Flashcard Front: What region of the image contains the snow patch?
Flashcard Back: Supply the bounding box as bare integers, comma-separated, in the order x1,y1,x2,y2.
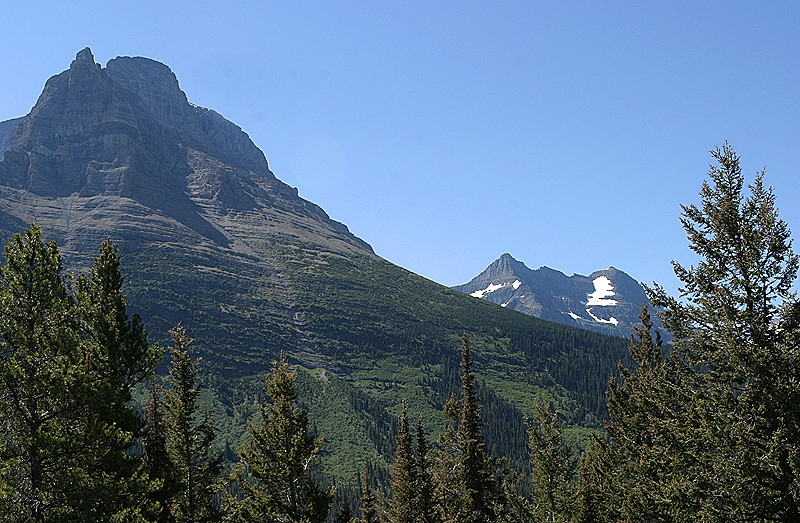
587,276,617,306
586,308,619,326
470,282,506,298
470,279,521,298
568,311,582,321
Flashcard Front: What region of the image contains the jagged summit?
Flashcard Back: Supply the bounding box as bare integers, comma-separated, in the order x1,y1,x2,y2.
72,47,96,66
0,48,371,255
472,253,532,281
4,48,273,193
454,254,653,338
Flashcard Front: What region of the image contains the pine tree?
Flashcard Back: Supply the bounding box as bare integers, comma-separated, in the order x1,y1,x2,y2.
389,398,417,523
0,227,161,520
433,392,459,522
602,304,705,520
145,379,178,522
650,143,800,519
76,238,159,395
526,400,578,523
73,238,161,519
434,334,502,523
165,324,222,522
605,144,800,519
227,353,331,522
359,469,378,523
0,225,82,520
459,334,502,522
574,437,618,523
415,415,439,523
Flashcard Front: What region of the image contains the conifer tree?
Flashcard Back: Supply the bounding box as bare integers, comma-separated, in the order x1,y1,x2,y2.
359,469,378,523
606,144,800,519
0,225,164,521
458,334,502,522
434,334,503,522
0,227,162,520
415,415,439,523
574,436,618,523
145,379,178,522
165,324,222,522
527,400,578,522
433,393,460,522
0,225,81,520
603,305,703,519
76,239,159,394
73,238,161,518
227,353,331,522
650,144,800,519
389,398,417,523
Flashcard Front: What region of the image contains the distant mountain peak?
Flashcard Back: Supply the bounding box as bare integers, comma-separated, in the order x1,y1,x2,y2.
477,252,532,279
72,47,96,67
455,254,656,338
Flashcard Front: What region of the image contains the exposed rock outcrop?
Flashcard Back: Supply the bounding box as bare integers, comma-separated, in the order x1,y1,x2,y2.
0,48,372,256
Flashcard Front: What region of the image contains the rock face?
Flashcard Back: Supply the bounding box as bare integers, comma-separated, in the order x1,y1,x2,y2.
0,48,371,260
454,253,654,338
0,117,22,157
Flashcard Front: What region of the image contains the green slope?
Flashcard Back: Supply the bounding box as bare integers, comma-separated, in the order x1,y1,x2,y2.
114,237,631,484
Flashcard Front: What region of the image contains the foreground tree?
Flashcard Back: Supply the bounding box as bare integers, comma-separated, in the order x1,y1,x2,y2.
226,353,331,522
165,325,222,522
574,436,619,523
73,238,162,519
0,226,82,520
602,305,699,519
607,143,800,519
0,226,159,520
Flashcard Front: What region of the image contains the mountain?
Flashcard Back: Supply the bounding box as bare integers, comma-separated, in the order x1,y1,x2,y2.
454,253,651,338
0,49,631,483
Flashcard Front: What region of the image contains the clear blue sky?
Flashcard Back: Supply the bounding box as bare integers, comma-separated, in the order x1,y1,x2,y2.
2,2,798,297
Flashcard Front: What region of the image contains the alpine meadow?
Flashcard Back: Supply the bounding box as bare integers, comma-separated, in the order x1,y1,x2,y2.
0,49,799,522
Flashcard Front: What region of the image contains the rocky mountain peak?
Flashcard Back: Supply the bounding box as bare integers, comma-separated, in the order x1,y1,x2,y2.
72,47,96,66
455,254,654,338
479,253,532,280
105,55,188,119
3,48,272,192
0,49,372,255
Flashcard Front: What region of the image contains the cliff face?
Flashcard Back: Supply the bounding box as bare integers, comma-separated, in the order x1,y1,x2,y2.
0,48,372,259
